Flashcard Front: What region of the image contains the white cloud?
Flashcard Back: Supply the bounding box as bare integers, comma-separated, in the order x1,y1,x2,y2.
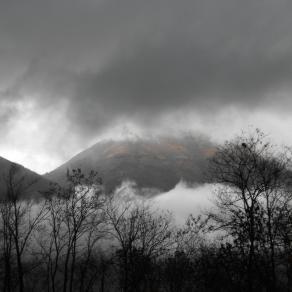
153,181,215,225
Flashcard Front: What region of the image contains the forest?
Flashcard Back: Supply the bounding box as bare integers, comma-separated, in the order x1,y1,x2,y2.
1,130,292,292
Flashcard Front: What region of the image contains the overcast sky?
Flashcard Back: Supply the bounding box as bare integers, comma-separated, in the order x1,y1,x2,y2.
1,0,292,173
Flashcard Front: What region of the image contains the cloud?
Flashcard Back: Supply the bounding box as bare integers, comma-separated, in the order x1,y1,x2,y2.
111,180,215,226
153,182,214,225
1,0,292,171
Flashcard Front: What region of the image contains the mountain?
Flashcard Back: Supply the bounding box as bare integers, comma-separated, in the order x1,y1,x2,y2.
45,136,215,194
0,156,51,199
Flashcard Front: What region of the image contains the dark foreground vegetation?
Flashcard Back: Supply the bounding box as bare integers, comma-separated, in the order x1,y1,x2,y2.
1,129,292,292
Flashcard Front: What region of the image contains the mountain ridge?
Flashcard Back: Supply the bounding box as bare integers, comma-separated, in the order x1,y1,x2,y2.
0,156,51,199
45,136,215,193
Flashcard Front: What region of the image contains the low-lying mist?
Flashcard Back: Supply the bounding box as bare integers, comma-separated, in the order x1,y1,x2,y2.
112,180,215,225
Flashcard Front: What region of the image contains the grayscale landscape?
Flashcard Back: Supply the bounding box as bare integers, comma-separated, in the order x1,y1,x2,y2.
1,1,292,291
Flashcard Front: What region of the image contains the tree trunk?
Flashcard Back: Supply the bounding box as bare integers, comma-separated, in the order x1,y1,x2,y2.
3,228,12,292
69,237,77,292
15,243,24,292
63,245,71,292
248,209,255,292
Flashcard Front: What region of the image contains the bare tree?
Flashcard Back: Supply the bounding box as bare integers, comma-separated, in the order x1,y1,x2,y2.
39,169,105,292
106,193,173,292
0,196,14,292
208,129,292,292
37,185,67,292
0,164,48,292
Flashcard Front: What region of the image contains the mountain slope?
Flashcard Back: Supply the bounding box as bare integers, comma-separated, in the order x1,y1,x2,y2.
46,136,215,193
0,156,51,199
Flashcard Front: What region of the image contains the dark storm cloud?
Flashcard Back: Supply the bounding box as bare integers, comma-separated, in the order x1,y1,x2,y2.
1,0,292,138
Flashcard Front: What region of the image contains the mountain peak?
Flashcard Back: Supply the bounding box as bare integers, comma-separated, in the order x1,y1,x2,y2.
46,135,215,194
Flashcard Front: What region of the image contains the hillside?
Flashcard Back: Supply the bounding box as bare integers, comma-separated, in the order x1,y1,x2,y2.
0,156,51,199
45,136,215,193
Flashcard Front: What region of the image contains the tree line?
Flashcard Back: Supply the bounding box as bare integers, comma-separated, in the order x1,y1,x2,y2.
0,129,292,292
